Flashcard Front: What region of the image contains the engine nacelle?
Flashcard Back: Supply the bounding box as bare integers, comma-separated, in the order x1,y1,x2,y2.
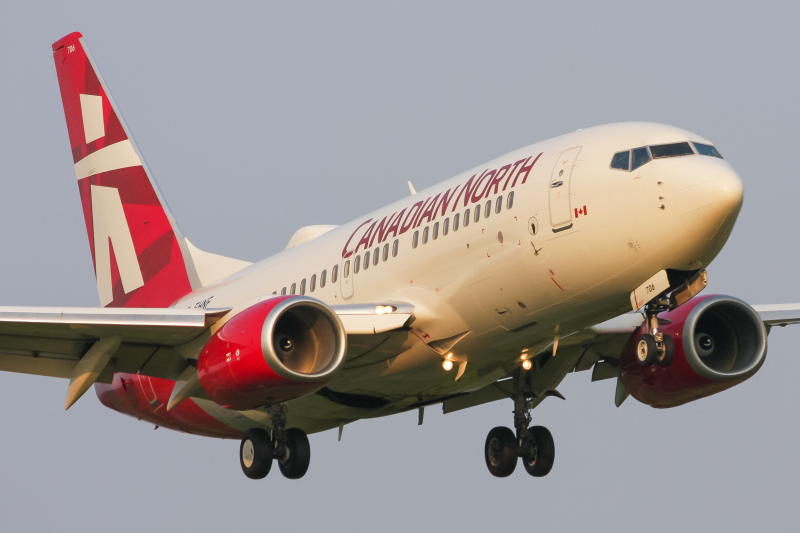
197,296,347,410
619,295,767,408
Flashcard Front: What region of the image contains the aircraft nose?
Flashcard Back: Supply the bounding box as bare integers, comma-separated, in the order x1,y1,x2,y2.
674,162,743,218
714,167,744,213
671,160,744,270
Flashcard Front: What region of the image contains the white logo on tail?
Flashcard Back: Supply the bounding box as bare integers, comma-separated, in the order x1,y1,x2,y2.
79,94,105,144
91,185,144,306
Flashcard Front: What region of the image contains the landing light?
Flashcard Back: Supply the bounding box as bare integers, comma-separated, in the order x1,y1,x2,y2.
522,359,532,370
442,360,454,371
375,305,396,315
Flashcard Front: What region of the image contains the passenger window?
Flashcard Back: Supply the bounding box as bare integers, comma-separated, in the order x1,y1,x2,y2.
496,196,502,214
693,142,723,158
631,147,651,171
383,243,389,261
422,226,429,244
485,200,492,218
364,251,370,270
474,206,481,223
650,142,693,158
454,213,460,231
333,265,339,283
433,222,439,240
464,209,470,227
443,218,449,236
373,248,379,266
611,150,630,171
281,287,287,295
413,230,419,249
290,283,296,295
343,261,349,279
300,279,306,295
321,270,327,288
392,239,399,257
355,256,361,274
507,191,514,209
310,274,316,292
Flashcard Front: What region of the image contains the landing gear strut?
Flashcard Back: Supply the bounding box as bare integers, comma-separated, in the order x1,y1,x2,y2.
239,404,311,480
484,369,556,478
634,269,708,367
636,303,675,367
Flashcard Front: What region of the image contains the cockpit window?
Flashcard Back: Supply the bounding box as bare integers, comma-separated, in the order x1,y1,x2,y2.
693,142,723,159
612,139,722,173
610,151,630,171
631,147,651,171
650,142,693,159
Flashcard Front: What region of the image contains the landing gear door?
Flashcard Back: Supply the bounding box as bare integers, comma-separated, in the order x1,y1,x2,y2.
549,146,581,232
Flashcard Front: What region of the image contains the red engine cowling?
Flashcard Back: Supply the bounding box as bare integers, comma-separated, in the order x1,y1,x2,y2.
619,295,767,408
197,296,347,410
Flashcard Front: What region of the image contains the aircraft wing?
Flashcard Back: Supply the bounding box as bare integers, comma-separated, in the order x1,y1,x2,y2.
752,304,800,327
331,302,414,335
444,304,800,414
0,301,415,409
0,306,227,382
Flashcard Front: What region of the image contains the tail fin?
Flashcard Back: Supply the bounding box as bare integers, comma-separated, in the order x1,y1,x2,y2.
51,33,248,308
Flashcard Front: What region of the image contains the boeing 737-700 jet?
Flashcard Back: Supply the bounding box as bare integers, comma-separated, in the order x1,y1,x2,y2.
1,32,797,480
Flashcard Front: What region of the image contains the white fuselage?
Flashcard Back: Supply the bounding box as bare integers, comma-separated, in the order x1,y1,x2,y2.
174,122,744,432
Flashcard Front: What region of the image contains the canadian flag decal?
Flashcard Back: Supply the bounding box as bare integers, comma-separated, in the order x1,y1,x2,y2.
574,205,588,218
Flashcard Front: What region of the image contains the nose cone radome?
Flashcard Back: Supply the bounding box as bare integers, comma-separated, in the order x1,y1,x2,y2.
675,162,744,270
715,167,744,214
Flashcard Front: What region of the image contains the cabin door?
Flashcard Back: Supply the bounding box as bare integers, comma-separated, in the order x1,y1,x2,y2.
549,146,581,232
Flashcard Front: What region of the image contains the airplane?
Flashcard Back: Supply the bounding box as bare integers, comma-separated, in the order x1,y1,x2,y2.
2,31,797,480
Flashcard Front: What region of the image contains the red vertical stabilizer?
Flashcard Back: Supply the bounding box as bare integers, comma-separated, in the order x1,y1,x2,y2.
52,33,195,307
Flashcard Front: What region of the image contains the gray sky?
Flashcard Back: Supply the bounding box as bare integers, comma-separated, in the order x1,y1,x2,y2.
1,1,799,531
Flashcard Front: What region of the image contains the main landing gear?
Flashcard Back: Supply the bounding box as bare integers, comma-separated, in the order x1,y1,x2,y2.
239,404,311,480
484,370,556,478
636,303,675,367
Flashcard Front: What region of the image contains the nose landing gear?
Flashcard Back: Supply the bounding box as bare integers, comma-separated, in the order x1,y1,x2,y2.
636,303,675,367
633,269,708,367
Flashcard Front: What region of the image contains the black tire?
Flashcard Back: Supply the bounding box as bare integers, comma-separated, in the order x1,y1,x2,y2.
636,334,657,366
278,428,311,479
484,426,517,477
240,428,273,480
656,334,675,367
522,425,555,477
